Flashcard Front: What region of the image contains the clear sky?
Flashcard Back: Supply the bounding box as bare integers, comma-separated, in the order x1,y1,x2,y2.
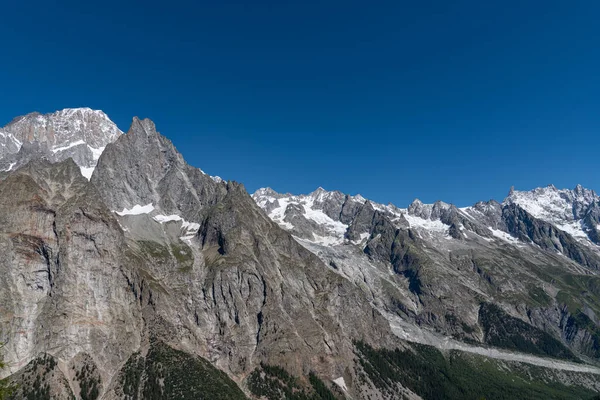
1,1,599,207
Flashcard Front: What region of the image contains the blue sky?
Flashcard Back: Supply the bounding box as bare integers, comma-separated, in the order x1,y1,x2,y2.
1,1,599,207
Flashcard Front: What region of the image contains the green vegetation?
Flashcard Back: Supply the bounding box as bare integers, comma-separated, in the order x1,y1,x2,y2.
6,354,74,400
355,341,596,400
117,341,246,400
75,361,100,400
136,240,194,272
552,273,600,359
557,290,582,313
555,274,600,317
566,311,600,358
171,242,194,271
528,286,552,307
138,240,172,260
120,352,144,400
479,302,578,361
247,362,336,400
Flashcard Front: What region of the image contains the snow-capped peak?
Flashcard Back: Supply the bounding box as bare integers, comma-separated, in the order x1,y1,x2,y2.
253,187,461,246
505,185,598,221
0,107,122,178
504,184,600,243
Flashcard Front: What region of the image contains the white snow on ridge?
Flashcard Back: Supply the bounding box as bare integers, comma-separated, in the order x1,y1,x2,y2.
199,168,225,183
506,186,600,245
51,139,86,153
556,220,589,240
489,227,518,243
268,194,349,245
116,204,155,216
404,214,448,233
269,198,289,222
302,198,348,237
506,186,593,224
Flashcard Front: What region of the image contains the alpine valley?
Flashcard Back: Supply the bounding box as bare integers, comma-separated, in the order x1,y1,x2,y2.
1,108,600,400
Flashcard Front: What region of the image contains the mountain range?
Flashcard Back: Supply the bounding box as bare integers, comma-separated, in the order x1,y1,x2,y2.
1,108,599,400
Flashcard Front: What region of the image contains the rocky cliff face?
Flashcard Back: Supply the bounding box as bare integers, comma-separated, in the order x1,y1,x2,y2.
0,159,143,394
1,108,600,399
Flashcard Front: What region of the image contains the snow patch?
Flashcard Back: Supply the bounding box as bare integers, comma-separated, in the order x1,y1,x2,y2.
269,198,289,223
153,214,184,223
116,204,155,216
555,220,589,240
199,168,224,183
88,145,105,160
302,199,347,237
404,214,448,233
153,214,200,241
489,228,518,243
351,232,371,245
333,377,347,391
1,162,17,172
51,139,86,153
80,167,95,180
310,233,344,246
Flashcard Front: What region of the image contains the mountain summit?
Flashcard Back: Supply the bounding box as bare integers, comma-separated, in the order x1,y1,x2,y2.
0,108,121,178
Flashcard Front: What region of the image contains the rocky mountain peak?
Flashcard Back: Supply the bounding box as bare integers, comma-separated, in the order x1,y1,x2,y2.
407,198,423,214
505,184,599,218
3,107,121,149
253,187,280,198
91,117,227,221
129,116,158,137
503,184,600,245
407,198,451,220
0,107,122,178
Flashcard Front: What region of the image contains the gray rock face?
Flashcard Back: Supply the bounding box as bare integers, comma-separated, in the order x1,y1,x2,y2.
194,182,392,377
0,159,143,389
0,108,121,176
345,201,376,241
502,203,600,270
91,117,227,220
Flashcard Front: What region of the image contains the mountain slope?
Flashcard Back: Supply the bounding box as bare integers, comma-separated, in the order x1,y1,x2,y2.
253,185,600,364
